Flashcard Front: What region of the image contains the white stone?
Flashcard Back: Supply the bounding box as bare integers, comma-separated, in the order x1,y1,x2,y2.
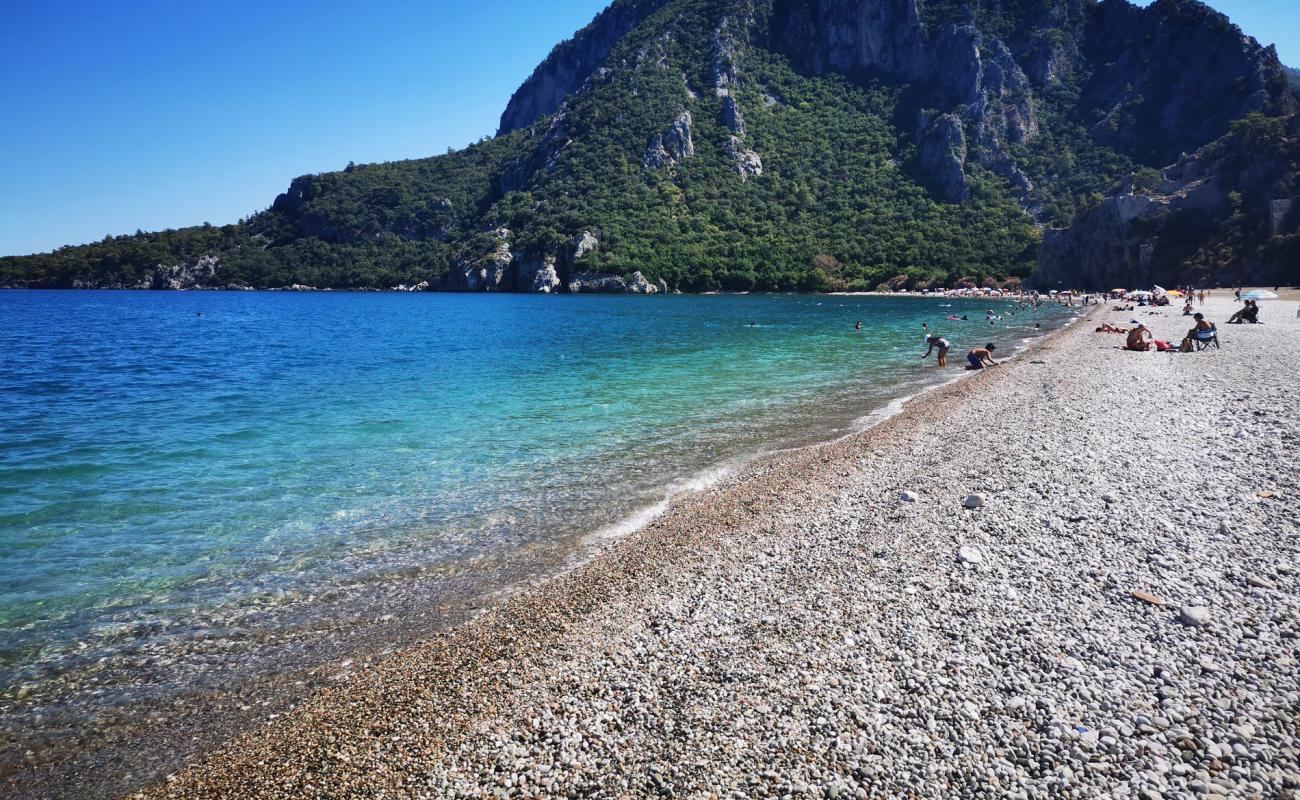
957,546,984,565
1178,606,1211,627
900,490,919,503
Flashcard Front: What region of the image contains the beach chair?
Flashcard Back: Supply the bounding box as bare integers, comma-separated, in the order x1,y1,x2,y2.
1193,324,1220,351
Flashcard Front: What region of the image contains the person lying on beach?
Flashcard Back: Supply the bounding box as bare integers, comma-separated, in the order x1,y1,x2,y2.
922,335,950,367
1124,324,1152,351
1095,324,1129,333
965,344,998,370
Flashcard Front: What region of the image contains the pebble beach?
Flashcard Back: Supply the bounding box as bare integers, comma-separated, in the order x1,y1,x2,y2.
140,293,1299,799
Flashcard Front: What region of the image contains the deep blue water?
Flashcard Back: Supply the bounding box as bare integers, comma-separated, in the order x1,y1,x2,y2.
0,290,1070,694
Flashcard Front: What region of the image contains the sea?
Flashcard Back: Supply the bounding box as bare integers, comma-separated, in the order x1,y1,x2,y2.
0,289,1074,796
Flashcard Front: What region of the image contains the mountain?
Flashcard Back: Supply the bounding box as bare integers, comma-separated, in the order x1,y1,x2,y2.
1287,66,1300,91
3,0,1296,292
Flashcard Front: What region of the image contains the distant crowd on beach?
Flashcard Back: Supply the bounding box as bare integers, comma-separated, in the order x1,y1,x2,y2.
1092,285,1273,353
901,284,1274,367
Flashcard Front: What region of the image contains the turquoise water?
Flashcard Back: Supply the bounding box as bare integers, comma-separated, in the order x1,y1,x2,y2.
0,291,1069,701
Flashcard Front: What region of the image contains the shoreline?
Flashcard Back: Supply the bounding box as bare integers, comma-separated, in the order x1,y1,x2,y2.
131,305,1121,798
140,293,1300,797
1,297,1074,800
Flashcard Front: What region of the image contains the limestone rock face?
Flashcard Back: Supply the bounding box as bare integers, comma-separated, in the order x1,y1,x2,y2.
771,0,927,80
1036,112,1300,290
726,137,764,179
568,273,628,293
151,255,220,290
644,112,695,169
720,96,745,134
447,228,514,292
568,270,659,294
498,0,672,135
768,0,1293,212
1081,0,1297,167
528,258,562,293
625,270,659,294
572,231,599,261
917,113,969,204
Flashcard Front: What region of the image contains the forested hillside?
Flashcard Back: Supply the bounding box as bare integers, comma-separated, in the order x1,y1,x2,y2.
3,0,1295,292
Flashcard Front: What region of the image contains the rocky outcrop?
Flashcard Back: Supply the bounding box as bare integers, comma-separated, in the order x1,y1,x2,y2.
498,0,672,135
572,231,599,260
726,137,764,179
644,112,695,169
445,228,514,291
917,113,969,204
150,255,220,290
568,270,659,293
1036,112,1300,289
771,0,927,80
720,96,745,134
1080,0,1297,167
769,0,1038,205
530,260,562,293
769,0,1291,209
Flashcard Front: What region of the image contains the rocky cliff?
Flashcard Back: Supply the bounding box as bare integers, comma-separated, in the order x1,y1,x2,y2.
1036,112,1300,289
497,0,672,135
769,0,1294,211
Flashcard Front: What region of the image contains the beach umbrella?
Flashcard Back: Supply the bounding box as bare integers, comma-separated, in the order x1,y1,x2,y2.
1242,290,1279,300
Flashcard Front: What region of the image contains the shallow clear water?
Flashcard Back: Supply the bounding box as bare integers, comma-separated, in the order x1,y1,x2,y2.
0,290,1069,694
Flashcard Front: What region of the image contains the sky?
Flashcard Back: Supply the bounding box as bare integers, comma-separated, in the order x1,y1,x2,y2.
1,0,1296,258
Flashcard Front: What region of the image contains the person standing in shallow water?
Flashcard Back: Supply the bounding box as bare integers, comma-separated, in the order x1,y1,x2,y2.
921,334,950,367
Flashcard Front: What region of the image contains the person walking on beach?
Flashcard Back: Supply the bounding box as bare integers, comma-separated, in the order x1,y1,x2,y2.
965,344,998,370
922,334,950,367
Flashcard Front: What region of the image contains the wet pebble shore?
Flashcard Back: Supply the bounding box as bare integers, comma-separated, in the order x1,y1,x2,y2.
144,295,1300,799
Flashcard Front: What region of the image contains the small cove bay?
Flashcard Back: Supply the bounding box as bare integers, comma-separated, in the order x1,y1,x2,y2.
0,289,1072,787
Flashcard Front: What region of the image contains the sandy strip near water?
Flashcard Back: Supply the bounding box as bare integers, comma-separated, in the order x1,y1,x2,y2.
138,294,1299,799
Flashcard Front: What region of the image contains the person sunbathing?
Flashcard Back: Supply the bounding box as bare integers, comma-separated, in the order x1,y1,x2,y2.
1095,323,1128,333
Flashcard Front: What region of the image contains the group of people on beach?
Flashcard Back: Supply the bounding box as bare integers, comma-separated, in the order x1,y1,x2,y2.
921,335,998,370
1096,315,1216,352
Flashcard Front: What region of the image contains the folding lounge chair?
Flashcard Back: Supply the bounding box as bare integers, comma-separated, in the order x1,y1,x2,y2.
1194,324,1220,350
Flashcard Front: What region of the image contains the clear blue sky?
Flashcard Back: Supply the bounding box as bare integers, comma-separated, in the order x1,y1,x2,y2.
1,0,1296,257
